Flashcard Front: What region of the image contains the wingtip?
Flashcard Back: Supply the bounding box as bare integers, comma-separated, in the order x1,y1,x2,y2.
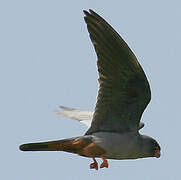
59,105,75,111
83,9,96,16
89,9,95,14
83,10,89,16
59,105,66,109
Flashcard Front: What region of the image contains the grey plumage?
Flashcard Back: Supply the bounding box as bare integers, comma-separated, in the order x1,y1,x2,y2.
19,9,161,169
83,10,151,135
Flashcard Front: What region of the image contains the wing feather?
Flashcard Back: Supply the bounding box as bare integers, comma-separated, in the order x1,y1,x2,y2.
83,10,151,134
55,106,93,127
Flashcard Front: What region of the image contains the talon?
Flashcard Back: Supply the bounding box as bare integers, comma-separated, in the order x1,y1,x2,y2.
100,156,108,168
90,158,98,170
90,162,98,170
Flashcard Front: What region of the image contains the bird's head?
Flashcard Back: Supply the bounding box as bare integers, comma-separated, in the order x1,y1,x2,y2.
140,135,161,158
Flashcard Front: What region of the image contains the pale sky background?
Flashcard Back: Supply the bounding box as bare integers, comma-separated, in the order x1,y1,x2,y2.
1,0,181,179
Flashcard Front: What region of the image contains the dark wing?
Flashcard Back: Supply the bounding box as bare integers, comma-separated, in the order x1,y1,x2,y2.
84,10,151,135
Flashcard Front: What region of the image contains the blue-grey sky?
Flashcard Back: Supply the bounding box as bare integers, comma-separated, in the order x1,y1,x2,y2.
1,0,180,179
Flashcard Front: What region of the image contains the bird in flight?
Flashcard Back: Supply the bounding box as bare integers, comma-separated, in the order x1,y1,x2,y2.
20,9,161,170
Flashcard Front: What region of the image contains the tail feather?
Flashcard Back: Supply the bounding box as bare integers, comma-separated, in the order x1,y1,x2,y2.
19,136,105,158
19,138,76,152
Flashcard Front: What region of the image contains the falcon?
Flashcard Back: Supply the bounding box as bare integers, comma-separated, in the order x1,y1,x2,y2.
19,9,161,170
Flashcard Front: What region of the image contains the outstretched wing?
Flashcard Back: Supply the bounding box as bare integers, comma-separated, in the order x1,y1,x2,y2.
84,10,151,135
55,106,93,127
55,106,145,130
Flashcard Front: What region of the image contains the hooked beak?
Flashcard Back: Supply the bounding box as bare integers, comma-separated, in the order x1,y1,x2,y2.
154,149,161,158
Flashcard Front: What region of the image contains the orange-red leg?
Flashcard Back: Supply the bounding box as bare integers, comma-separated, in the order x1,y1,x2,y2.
100,156,108,168
90,157,98,170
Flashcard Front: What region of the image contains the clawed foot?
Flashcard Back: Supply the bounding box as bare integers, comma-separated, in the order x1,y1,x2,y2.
100,156,108,168
90,157,108,170
90,158,98,170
